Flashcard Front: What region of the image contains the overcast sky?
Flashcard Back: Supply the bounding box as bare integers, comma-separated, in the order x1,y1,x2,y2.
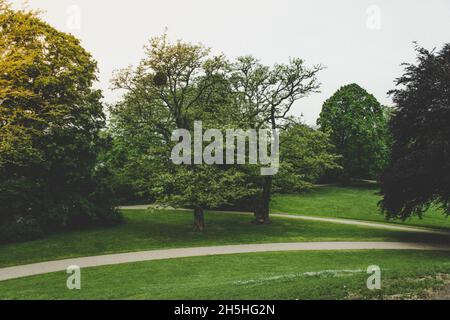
10,0,450,125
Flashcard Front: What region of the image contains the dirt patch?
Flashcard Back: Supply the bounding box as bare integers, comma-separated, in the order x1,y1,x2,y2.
347,273,450,300
427,274,450,300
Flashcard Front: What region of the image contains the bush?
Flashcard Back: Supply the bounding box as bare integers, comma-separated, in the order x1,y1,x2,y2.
0,207,122,245
0,219,44,244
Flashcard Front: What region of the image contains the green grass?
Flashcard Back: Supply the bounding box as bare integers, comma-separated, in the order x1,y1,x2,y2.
271,184,450,230
1,250,449,300
1,210,448,268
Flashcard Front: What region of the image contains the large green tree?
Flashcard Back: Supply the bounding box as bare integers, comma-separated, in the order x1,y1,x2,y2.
0,2,119,242
380,44,450,219
230,56,323,223
317,84,391,181
110,34,256,230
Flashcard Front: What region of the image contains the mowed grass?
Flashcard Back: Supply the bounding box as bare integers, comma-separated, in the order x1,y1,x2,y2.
2,210,449,268
271,184,450,230
1,250,449,300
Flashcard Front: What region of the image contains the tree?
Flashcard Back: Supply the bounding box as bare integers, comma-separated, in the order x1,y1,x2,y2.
230,56,323,223
110,37,325,227
274,122,341,193
379,44,450,219
317,84,391,181
110,34,256,230
0,2,119,242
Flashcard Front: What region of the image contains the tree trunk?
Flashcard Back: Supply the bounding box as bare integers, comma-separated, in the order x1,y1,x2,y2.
193,206,205,231
254,176,272,224
340,173,351,186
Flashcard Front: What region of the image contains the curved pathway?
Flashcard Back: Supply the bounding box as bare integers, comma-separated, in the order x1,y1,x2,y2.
119,205,450,236
272,213,450,235
2,208,449,282
1,241,450,282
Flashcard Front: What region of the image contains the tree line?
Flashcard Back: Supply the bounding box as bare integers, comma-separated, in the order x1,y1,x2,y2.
0,2,448,242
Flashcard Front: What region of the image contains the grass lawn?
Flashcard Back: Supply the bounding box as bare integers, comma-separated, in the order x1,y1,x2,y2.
271,184,450,230
1,210,449,268
1,250,449,300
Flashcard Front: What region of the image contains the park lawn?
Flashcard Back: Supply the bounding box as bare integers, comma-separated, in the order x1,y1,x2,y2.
1,210,448,268
0,250,449,300
271,184,450,230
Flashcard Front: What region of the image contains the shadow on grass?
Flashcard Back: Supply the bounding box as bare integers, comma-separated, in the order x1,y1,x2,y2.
0,210,448,268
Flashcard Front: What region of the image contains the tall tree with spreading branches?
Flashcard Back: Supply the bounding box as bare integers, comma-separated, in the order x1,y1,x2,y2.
111,34,256,231
230,56,323,223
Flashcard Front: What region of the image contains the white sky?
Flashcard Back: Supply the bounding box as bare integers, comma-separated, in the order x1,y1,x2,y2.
10,0,450,125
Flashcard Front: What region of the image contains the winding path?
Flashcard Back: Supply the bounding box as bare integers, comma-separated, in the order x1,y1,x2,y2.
272,213,450,235
119,205,450,236
1,241,450,282
2,208,449,282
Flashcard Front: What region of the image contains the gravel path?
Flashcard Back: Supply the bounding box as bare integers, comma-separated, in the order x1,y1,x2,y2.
1,241,450,282
272,213,450,235
2,208,449,282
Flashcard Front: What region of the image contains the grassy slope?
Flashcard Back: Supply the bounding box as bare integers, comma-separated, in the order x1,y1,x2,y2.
1,250,449,300
271,184,450,230
1,210,448,268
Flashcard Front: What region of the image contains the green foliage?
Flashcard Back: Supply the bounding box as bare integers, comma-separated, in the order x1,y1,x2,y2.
152,165,257,209
108,34,255,215
317,83,391,180
380,44,450,219
274,123,341,193
229,56,324,221
229,56,323,130
107,36,328,222
0,3,120,242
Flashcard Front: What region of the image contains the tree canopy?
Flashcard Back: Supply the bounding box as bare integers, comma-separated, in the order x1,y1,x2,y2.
229,56,323,222
109,34,257,230
0,2,119,242
108,35,325,228
317,83,391,181
274,123,341,193
379,44,450,219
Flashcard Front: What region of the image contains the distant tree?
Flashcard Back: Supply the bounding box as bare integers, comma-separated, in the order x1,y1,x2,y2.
380,44,450,219
0,2,119,242
274,123,341,193
317,84,391,181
